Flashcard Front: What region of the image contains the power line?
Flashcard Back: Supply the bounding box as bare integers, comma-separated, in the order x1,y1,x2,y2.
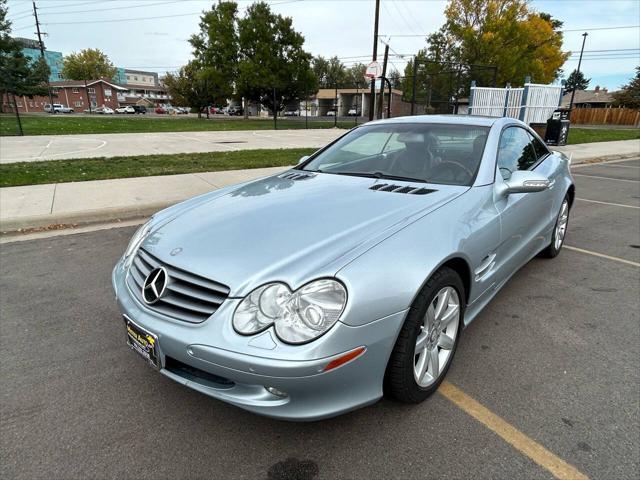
38,0,109,9
382,25,640,37
40,0,191,16
44,11,202,25
388,0,421,37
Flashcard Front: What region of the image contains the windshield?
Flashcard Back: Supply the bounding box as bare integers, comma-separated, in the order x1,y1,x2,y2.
301,123,490,186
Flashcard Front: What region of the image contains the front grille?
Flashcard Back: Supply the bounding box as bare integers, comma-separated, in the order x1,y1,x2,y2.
127,248,230,323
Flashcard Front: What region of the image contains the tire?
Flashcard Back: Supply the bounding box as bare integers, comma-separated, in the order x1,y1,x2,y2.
540,195,570,258
385,267,465,403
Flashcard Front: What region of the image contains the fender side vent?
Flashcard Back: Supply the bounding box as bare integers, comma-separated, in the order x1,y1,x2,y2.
369,183,436,195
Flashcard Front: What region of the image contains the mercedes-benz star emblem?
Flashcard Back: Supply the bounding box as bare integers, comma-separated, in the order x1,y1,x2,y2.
142,267,168,304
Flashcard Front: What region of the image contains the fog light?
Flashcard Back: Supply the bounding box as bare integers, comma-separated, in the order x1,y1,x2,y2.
265,386,288,398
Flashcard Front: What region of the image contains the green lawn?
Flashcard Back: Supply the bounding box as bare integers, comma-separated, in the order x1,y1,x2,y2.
0,114,355,136
567,127,640,144
0,148,316,187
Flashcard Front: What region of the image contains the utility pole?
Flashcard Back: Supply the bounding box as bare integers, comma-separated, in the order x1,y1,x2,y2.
368,0,380,121
32,1,55,114
568,32,588,111
377,43,389,119
410,56,417,115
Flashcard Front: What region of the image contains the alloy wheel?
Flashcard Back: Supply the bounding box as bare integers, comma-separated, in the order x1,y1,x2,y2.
554,199,569,251
413,286,460,387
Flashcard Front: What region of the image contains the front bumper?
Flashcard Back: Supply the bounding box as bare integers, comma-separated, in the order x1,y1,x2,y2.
112,260,407,421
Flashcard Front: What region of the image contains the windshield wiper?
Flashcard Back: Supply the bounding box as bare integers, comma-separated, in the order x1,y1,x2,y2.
332,171,427,183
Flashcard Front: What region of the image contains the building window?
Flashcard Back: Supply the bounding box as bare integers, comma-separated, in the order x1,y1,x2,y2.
104,88,112,97
134,76,138,81
17,101,22,107
51,88,59,95
58,72,64,79
88,87,96,93
29,101,34,107
74,101,82,107
126,75,131,80
72,88,79,93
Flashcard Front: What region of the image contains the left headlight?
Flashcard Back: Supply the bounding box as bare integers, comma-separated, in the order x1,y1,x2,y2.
123,219,152,261
233,279,347,344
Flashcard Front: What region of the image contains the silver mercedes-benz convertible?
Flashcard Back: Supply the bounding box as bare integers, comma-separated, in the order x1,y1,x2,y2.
112,115,574,420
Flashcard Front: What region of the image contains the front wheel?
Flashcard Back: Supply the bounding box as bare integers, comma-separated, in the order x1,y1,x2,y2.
385,267,465,403
540,196,570,258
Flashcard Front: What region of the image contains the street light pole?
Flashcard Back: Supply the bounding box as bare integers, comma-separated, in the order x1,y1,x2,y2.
568,32,588,111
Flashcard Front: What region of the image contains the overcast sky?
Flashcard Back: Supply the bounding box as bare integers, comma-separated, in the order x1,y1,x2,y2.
6,0,640,90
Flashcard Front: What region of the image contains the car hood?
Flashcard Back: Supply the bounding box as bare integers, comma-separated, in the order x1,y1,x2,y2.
143,172,466,296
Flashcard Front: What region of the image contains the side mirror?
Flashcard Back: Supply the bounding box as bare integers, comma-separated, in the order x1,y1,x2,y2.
297,155,310,165
498,170,551,196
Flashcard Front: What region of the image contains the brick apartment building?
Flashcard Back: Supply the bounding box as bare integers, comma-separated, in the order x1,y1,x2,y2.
2,79,127,113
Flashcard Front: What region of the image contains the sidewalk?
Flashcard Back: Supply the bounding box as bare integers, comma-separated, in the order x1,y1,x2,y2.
0,166,288,232
0,129,344,164
1,140,638,233
554,139,639,163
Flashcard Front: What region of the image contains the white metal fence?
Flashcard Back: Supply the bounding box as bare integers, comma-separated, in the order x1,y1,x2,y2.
469,82,562,123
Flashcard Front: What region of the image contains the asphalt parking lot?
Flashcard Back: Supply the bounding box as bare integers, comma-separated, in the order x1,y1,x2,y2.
1,158,639,480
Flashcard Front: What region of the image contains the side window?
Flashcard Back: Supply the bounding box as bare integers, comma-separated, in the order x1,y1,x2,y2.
528,132,549,160
497,127,537,179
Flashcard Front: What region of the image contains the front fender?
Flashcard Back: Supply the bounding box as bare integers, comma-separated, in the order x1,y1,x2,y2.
336,186,500,326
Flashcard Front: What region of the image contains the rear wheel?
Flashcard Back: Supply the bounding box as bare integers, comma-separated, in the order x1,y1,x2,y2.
385,267,464,403
540,196,570,258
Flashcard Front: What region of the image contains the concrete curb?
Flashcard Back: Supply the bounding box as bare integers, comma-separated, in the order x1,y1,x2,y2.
0,201,173,234
571,152,639,164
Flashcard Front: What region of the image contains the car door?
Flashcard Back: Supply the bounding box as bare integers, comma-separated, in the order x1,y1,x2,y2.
493,126,555,281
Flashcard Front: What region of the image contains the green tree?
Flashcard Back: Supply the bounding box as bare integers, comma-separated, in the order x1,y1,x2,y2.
344,63,367,88
236,1,316,114
164,62,221,118
404,0,569,111
563,69,590,94
612,67,640,109
61,48,116,112
313,55,347,87
388,69,403,89
0,0,50,112
189,1,238,102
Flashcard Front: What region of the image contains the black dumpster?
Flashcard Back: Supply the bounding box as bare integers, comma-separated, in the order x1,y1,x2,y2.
545,108,571,146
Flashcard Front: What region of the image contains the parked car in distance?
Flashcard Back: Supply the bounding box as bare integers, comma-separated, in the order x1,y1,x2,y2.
155,106,166,114
284,109,300,116
44,103,74,113
327,109,336,116
87,106,114,114
115,106,135,114
112,115,575,421
228,105,243,116
175,107,189,114
347,108,360,116
132,106,147,114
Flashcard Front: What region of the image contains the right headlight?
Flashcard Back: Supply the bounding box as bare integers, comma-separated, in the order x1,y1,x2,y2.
123,219,152,263
233,279,347,344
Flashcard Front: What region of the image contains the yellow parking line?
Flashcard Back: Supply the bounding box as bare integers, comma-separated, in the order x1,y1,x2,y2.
575,198,640,209
564,245,640,267
439,381,589,480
